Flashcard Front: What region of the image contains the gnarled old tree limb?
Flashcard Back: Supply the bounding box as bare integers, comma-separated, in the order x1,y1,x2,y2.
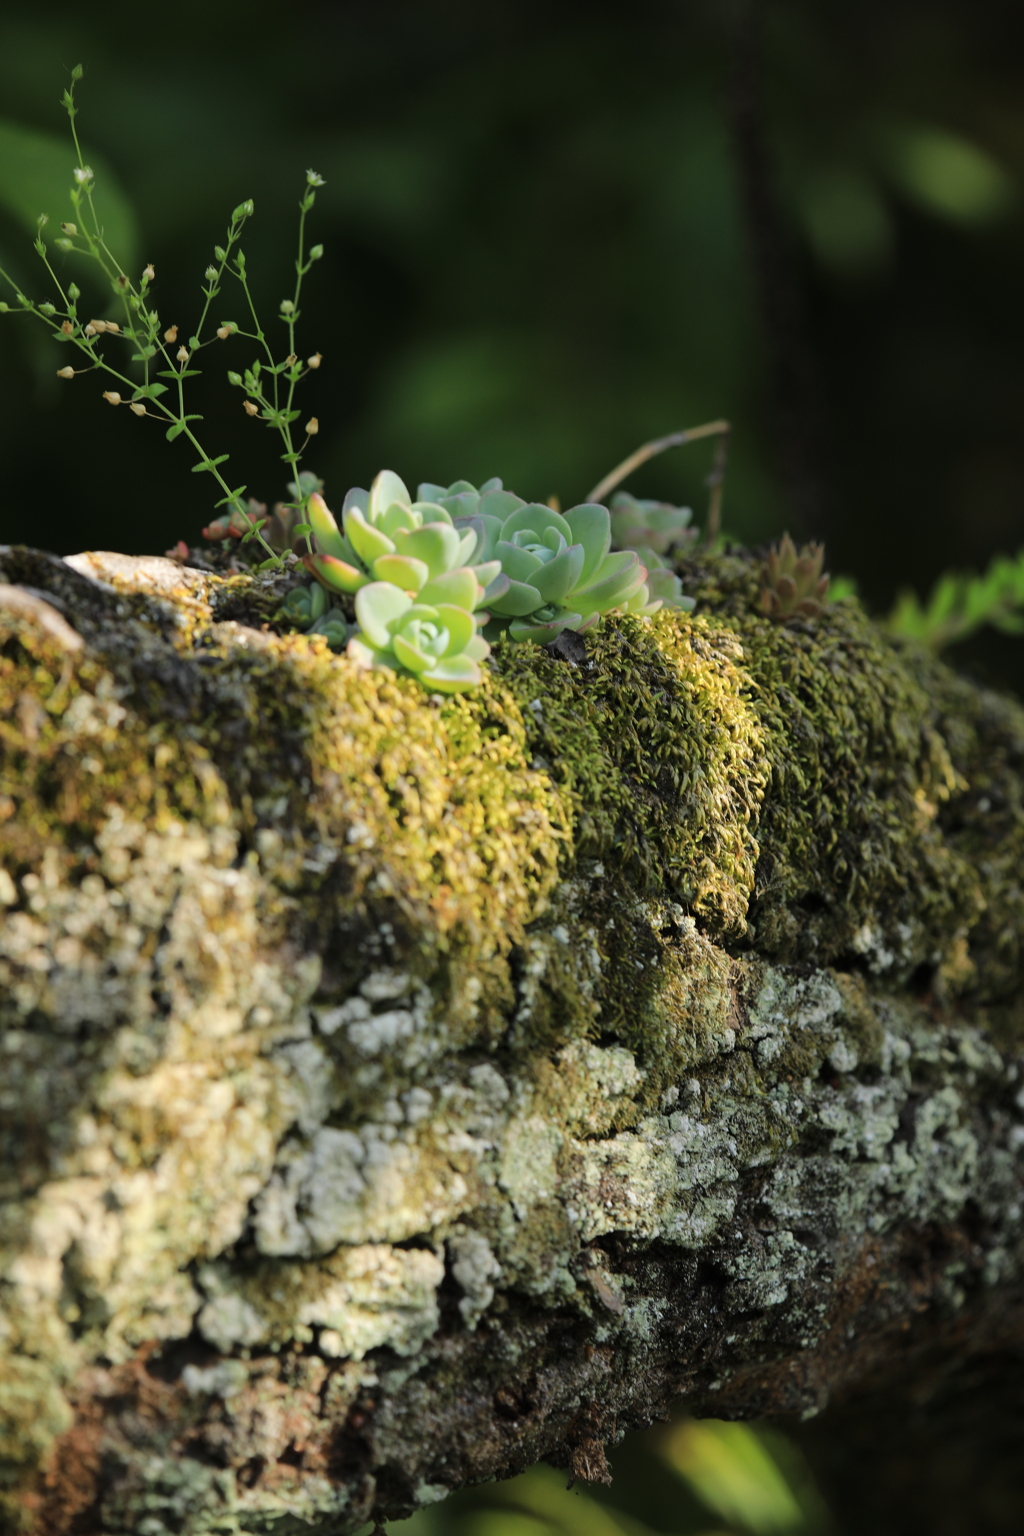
2,543,1024,1535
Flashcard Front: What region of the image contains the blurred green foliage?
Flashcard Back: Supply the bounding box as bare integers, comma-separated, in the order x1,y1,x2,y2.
366,1415,830,1536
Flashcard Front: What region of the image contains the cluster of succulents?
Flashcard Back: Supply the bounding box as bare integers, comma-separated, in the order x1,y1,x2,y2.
608,490,699,610
263,469,700,693
759,534,830,620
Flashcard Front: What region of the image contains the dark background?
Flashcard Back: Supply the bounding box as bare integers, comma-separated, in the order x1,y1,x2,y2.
1,0,1023,687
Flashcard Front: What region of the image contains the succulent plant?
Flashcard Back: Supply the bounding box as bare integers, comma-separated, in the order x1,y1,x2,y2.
759,534,830,621
303,470,507,608
347,579,490,692
608,490,698,562
279,580,350,652
607,491,698,613
422,477,662,644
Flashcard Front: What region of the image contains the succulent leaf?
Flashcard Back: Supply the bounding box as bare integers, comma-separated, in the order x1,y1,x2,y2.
418,567,483,611
563,502,612,586
345,505,396,567
306,492,349,561
305,551,369,594
486,578,545,617
355,581,413,648
369,469,412,522
392,522,462,578
371,553,429,593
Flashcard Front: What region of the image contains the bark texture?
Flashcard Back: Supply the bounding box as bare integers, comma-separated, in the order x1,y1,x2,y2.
2,542,1024,1534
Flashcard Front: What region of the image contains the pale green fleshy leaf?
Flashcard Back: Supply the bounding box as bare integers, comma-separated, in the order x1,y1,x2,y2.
306,553,368,594
486,578,544,617
345,505,396,566
530,542,586,604
564,503,612,586
464,634,491,662
495,540,542,583
371,554,429,592
420,654,482,692
499,504,573,545
478,488,526,520
394,631,442,673
379,501,420,539
355,581,413,648
432,603,475,656
307,493,349,561
369,469,411,521
393,522,461,578
418,568,481,611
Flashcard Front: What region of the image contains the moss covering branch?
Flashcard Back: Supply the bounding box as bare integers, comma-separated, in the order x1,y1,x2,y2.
2,544,1024,1533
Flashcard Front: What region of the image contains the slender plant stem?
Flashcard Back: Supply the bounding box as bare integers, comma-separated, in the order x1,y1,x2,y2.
586,421,732,542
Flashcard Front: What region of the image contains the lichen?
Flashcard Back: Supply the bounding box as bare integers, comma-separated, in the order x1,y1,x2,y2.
4,543,1024,1532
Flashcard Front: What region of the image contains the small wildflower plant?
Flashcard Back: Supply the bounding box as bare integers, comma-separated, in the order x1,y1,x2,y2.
0,66,325,569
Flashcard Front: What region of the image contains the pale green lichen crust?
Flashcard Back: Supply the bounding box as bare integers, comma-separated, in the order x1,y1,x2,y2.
2,544,1024,1532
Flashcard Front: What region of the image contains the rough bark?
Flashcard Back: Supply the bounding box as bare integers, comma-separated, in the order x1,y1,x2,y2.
2,542,1024,1534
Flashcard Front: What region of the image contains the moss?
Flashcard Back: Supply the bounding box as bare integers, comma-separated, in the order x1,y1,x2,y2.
7,543,1024,1528
493,615,769,938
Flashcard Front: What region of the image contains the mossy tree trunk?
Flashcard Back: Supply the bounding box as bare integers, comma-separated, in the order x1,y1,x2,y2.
2,543,1024,1535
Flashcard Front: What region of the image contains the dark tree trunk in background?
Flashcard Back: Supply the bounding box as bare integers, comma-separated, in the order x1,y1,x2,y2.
726,0,830,539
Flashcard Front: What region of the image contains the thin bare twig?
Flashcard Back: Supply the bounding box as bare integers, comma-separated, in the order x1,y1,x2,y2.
585,420,732,546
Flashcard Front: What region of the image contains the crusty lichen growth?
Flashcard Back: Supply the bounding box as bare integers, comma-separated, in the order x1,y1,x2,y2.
3,543,1024,1533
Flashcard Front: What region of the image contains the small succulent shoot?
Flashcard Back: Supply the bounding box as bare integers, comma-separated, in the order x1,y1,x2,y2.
279,579,349,651
606,492,698,613
609,491,698,563
759,534,830,621
347,582,489,693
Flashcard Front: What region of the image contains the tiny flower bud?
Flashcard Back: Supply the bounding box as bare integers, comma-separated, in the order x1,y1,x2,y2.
243,400,259,416
103,391,121,405
56,366,75,379
309,244,324,261
129,402,147,416
285,354,298,367
87,320,106,333
306,169,325,187
204,265,217,281
55,239,74,252
164,324,178,343
143,263,155,281
104,321,120,334
61,222,78,236
61,320,73,335
216,325,231,340
83,324,97,337
176,345,189,363
115,274,129,291
39,302,56,316
227,370,243,386
305,417,319,435
73,165,94,184
279,299,295,313
68,283,80,301
307,352,322,368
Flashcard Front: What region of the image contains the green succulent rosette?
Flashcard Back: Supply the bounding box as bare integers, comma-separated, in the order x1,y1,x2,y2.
608,490,698,612
279,581,350,652
347,573,490,693
303,469,507,608
421,477,662,644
